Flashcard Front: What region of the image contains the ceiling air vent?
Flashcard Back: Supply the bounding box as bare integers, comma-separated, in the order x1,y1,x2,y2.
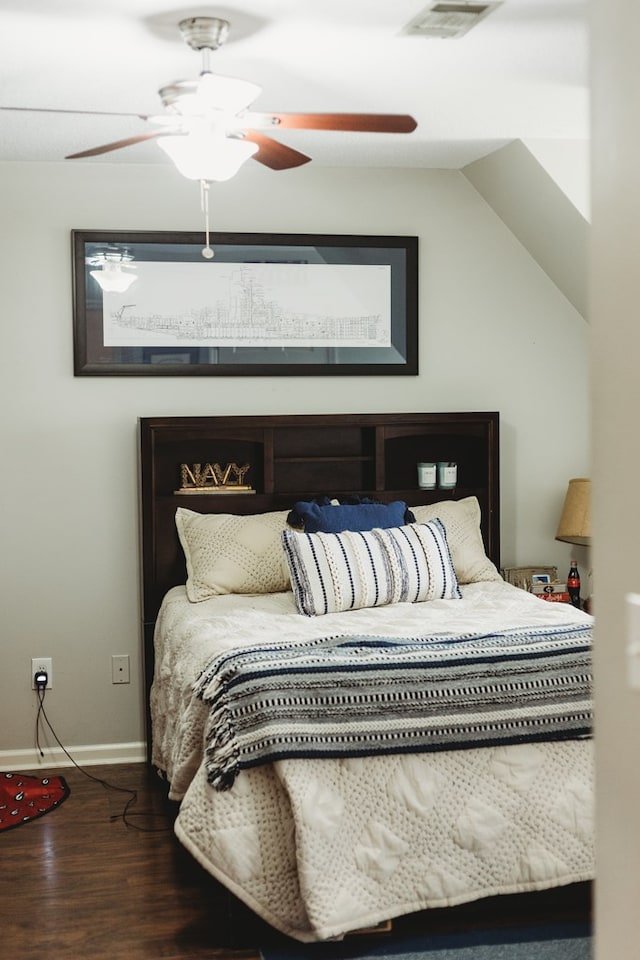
403,1,502,39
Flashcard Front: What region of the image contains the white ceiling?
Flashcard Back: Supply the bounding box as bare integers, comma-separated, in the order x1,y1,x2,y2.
0,0,588,171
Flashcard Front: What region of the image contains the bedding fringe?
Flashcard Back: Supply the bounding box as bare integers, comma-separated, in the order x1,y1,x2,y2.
194,624,593,791
203,697,241,791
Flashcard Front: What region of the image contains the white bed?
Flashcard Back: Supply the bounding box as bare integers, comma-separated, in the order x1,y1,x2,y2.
141,412,593,943
151,578,594,942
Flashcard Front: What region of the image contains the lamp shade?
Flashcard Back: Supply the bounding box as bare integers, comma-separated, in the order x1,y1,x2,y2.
555,477,591,545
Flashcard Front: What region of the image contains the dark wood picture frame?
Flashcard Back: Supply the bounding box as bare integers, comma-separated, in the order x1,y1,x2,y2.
72,230,418,376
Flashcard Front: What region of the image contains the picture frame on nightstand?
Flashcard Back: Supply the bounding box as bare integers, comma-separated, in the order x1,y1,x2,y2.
501,566,558,593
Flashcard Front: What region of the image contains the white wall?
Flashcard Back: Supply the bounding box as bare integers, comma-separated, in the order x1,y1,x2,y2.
0,159,588,762
464,140,589,317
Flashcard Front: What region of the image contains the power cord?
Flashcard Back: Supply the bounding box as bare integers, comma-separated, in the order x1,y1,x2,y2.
34,672,171,833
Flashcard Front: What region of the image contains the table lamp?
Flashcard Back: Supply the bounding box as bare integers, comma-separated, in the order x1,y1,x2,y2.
555,477,592,610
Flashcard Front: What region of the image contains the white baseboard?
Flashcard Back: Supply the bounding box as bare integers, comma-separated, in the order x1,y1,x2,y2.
0,741,147,771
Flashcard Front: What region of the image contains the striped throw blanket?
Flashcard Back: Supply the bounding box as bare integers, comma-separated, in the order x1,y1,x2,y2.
194,622,592,790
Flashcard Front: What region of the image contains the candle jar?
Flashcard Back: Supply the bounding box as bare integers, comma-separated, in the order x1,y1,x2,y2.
438,461,457,489
417,462,437,489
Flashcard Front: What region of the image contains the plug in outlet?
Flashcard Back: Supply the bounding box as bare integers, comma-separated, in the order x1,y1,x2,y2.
112,654,130,684
31,657,52,689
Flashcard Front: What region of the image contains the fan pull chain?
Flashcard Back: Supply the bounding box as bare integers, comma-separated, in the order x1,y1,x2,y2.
200,180,214,259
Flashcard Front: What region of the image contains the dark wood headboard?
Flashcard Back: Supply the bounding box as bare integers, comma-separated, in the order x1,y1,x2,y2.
139,412,500,744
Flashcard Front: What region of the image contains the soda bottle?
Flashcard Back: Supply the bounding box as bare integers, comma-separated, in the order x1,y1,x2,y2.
567,561,581,608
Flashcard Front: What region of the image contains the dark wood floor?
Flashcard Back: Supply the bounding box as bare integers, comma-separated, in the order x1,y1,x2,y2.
0,763,591,960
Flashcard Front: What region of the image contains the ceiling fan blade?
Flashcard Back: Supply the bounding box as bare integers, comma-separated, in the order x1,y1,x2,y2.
249,112,418,134
242,131,312,170
0,105,150,120
66,131,167,159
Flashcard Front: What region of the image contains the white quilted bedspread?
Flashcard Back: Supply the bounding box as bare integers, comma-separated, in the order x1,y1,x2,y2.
151,581,595,942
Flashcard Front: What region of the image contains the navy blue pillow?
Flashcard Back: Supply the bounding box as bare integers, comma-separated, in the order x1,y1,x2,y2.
287,497,414,533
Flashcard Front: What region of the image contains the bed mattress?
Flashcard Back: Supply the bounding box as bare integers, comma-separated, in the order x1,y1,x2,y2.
151,580,594,942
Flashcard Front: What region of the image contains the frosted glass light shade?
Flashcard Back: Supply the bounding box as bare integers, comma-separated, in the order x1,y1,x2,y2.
195,73,261,114
555,477,591,545
160,73,261,117
158,133,258,181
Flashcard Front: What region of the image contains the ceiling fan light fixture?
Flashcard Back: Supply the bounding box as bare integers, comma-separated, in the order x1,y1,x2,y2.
32,13,418,174
157,132,258,181
159,74,262,117
197,73,261,114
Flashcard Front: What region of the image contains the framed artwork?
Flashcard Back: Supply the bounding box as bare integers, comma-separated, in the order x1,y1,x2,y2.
72,230,418,376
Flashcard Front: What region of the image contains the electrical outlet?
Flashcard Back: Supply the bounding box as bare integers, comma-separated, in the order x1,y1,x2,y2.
31,657,52,689
112,654,130,684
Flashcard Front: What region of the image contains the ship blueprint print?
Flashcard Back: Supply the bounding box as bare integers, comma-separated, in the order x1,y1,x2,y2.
102,261,391,348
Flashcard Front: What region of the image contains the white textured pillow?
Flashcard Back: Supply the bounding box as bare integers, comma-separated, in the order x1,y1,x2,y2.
175,508,290,601
409,496,501,584
282,519,461,617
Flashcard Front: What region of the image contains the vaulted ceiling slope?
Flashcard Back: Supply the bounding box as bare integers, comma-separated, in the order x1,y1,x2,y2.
464,140,589,318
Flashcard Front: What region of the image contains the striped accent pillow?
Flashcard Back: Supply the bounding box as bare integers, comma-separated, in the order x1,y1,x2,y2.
282,520,461,616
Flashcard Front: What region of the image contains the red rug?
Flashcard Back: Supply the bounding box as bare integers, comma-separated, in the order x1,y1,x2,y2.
0,772,70,832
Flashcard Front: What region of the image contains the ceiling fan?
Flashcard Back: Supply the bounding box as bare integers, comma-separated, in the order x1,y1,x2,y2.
2,17,418,180
3,17,417,261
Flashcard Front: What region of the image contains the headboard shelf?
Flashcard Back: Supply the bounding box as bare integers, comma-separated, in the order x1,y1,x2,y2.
140,411,499,618
274,455,374,463
139,411,499,751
